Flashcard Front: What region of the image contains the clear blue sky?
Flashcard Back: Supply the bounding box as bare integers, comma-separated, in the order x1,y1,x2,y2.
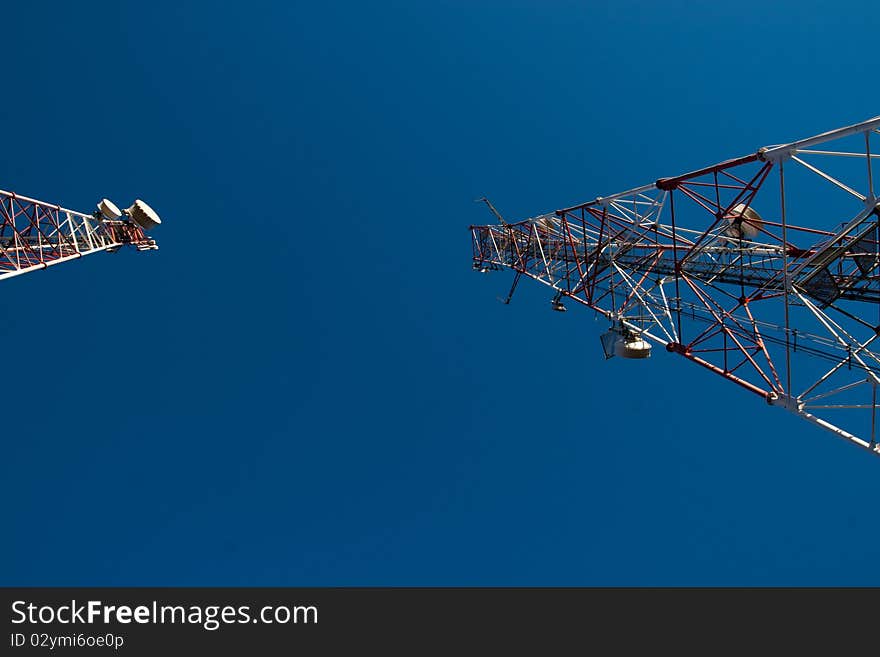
2,1,878,585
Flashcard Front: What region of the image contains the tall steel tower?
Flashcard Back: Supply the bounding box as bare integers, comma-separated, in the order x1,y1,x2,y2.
470,115,880,458
0,190,161,281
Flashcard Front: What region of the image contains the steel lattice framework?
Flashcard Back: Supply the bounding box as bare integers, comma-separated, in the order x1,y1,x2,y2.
0,188,158,282
470,115,880,458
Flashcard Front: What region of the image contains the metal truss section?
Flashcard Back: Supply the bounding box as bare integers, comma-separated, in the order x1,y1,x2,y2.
470,115,880,457
0,189,157,282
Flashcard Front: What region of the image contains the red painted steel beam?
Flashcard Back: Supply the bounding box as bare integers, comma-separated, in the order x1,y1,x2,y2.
666,342,772,400
656,153,761,190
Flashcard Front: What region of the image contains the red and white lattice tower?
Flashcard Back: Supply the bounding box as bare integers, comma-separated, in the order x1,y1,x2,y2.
0,190,160,282
470,115,880,458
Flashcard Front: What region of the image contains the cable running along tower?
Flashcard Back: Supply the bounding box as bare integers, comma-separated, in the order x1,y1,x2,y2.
470,115,880,458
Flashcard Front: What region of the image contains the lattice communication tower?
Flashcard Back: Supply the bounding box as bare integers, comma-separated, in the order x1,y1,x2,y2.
470,116,880,458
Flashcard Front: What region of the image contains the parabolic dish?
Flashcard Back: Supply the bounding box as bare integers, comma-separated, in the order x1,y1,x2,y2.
97,198,122,220
126,200,162,231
